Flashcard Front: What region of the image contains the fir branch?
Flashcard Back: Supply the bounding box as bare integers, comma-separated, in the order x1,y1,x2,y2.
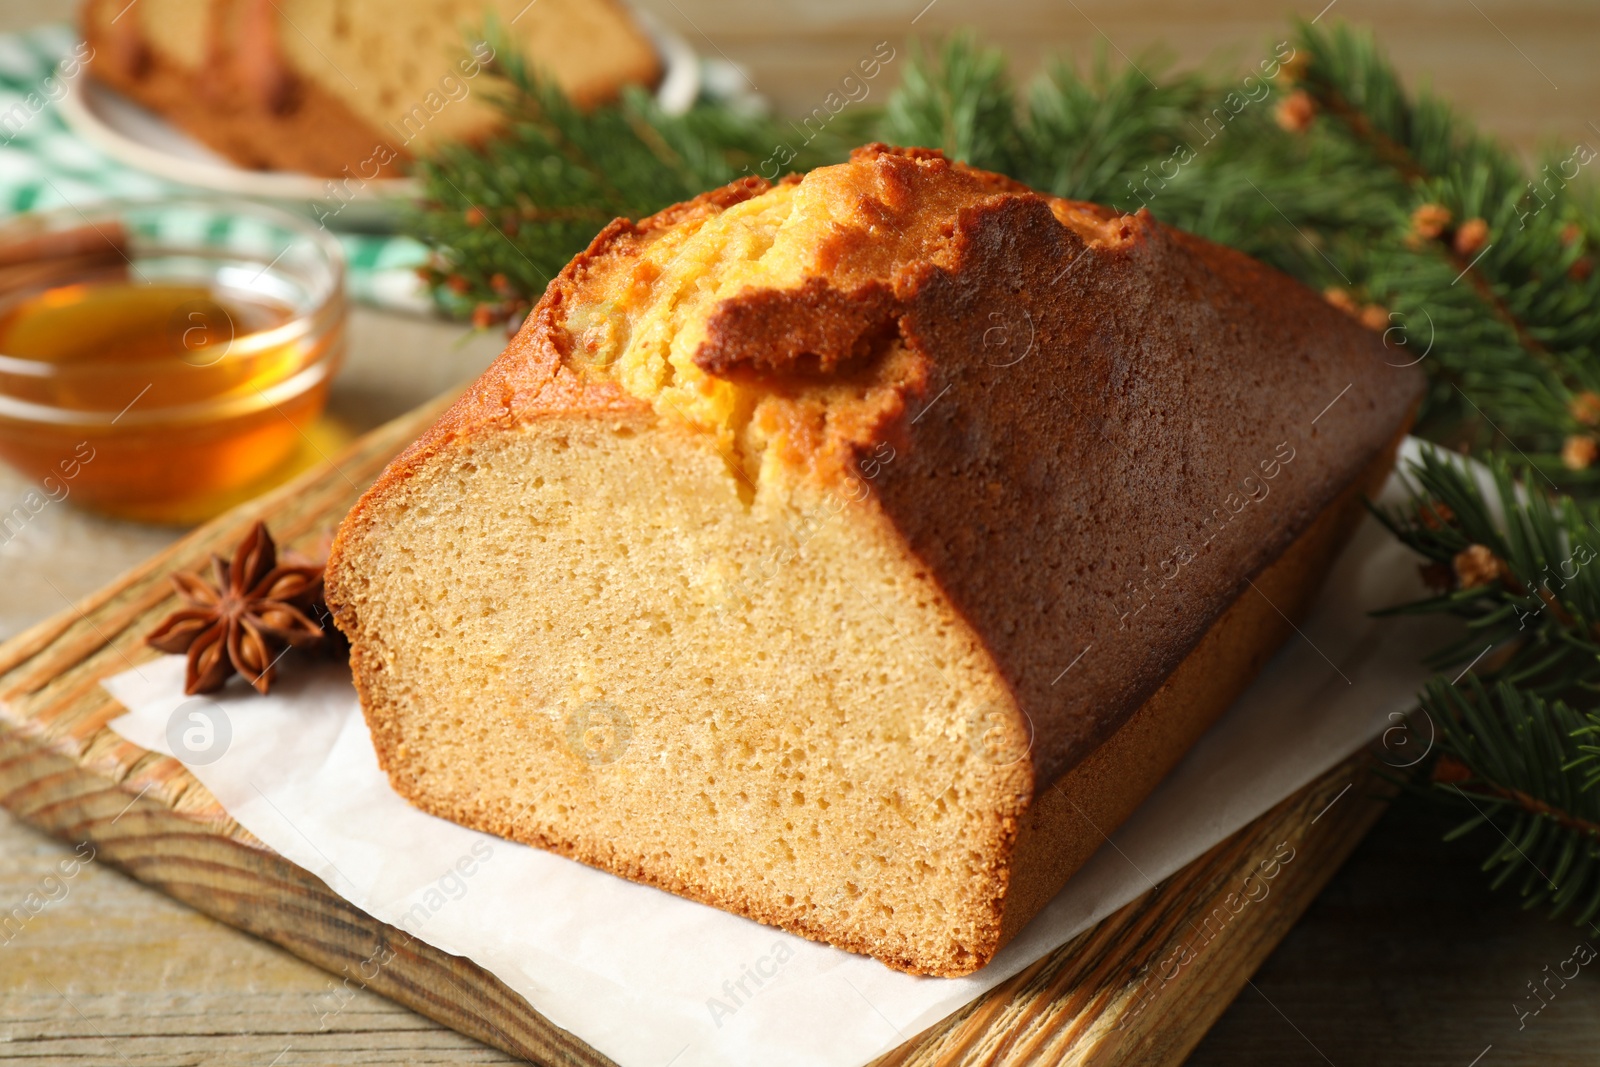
405,16,857,325
1013,46,1212,205
1375,446,1600,686
1148,105,1398,278
880,34,1400,285
1292,20,1600,476
1291,19,1429,182
880,33,1022,175
1379,445,1600,920
1441,758,1600,845
1422,680,1600,922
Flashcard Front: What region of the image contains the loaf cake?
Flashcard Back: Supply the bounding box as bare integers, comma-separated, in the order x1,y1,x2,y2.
325,145,1422,976
80,0,661,178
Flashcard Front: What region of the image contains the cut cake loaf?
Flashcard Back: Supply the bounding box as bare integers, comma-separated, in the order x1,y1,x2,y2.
325,144,1423,976
80,0,661,178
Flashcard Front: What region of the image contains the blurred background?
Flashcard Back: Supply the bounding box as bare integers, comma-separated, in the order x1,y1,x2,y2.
0,0,1597,1063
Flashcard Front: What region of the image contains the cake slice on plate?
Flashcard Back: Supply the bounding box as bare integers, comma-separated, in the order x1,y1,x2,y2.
81,0,661,178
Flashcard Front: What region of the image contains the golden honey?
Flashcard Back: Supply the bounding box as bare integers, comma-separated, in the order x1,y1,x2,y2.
0,273,344,524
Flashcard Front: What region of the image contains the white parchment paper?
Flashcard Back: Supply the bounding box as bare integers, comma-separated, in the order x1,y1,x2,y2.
102,441,1452,1067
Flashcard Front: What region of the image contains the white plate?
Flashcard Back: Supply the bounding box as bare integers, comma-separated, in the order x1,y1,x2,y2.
57,9,702,231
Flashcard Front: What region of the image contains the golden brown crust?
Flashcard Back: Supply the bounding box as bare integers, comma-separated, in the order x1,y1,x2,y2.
868,192,1403,787
696,276,901,379
995,426,1405,950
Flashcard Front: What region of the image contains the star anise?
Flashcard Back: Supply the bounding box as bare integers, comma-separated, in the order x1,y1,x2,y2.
146,521,327,695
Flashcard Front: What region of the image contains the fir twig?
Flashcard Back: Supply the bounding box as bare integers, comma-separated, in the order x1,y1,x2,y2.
1424,681,1600,922
881,33,1022,175
1381,445,1600,920
1292,21,1600,478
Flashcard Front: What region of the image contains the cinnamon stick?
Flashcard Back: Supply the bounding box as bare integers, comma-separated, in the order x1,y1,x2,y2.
0,221,130,269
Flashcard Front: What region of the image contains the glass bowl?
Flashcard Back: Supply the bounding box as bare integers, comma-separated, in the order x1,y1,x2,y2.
0,197,346,523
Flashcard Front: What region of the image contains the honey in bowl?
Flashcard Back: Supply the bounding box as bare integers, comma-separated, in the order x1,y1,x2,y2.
0,277,295,402
0,200,347,524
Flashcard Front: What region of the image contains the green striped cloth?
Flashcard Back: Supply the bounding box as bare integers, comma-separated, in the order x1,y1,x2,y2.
0,23,432,313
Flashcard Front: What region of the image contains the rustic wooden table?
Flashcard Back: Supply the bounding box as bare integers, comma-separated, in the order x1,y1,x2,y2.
1,0,1597,1063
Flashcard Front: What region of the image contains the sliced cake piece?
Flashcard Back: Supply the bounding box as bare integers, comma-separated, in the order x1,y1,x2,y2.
325,145,1422,976
81,0,661,177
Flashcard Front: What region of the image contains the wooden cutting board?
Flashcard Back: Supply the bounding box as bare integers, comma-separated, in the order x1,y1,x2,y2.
0,393,1394,1066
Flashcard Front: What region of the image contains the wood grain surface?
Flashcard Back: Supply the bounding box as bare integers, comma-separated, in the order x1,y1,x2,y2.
0,389,1395,1066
